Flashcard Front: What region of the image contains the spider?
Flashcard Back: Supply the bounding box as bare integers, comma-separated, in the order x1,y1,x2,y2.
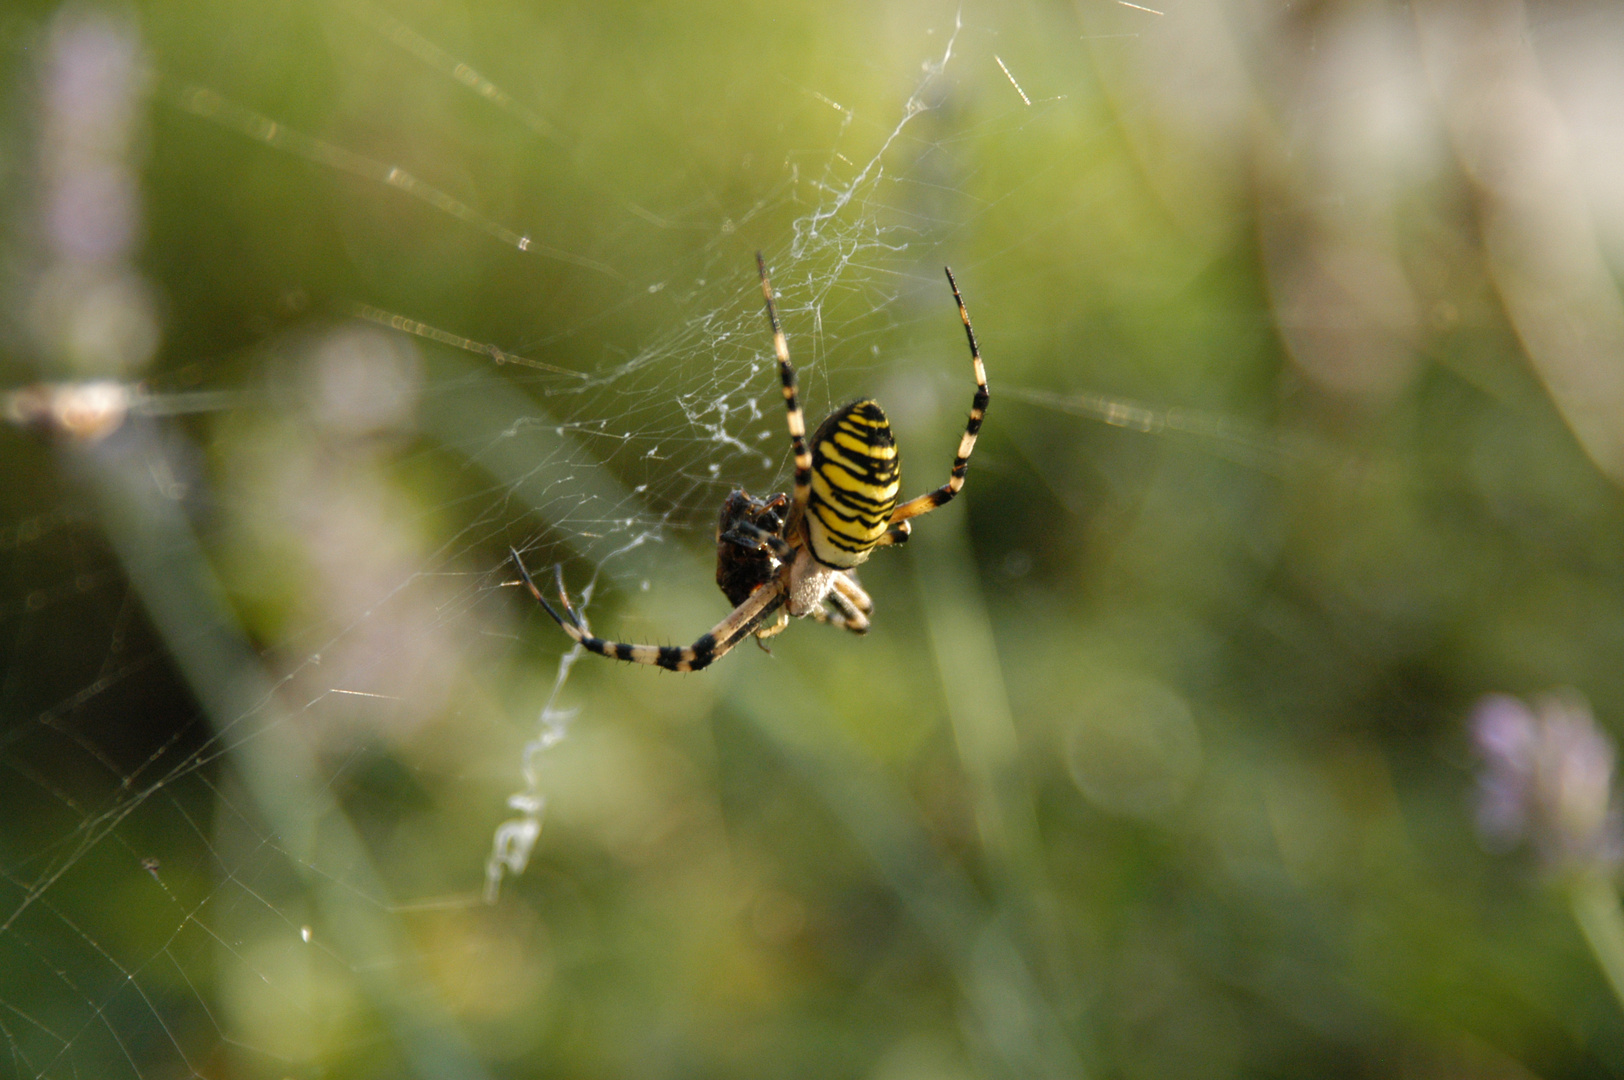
511,253,988,671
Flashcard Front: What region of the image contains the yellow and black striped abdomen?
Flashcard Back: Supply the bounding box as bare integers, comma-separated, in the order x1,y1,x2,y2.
805,400,900,568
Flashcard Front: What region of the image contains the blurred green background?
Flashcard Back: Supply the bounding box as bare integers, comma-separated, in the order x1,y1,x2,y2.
6,0,1624,1077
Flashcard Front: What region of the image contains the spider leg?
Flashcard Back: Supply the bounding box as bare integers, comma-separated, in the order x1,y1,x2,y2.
511,548,785,672
810,572,871,635
832,571,874,614
758,253,813,520
887,266,989,525
754,608,790,651
719,520,794,562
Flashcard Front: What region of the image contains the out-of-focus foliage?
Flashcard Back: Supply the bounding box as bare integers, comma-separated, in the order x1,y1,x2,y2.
6,0,1624,1078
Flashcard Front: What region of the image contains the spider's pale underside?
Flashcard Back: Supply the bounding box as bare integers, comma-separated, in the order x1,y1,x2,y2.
511,254,988,671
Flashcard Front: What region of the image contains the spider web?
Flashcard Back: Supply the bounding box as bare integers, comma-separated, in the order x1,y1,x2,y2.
12,1,1624,1077
0,1,1279,1077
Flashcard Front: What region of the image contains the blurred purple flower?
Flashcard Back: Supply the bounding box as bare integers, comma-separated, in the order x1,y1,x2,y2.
24,7,158,378
40,10,143,266
1472,691,1624,873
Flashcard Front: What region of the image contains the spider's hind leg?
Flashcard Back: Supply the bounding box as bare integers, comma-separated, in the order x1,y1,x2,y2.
874,520,911,548
885,267,988,529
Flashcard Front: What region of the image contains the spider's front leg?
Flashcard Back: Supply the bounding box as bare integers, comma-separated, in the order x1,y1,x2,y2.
720,520,794,562
511,548,784,672
716,489,793,613
808,571,873,635
720,524,794,648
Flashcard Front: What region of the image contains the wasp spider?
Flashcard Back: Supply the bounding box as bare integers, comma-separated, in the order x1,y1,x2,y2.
511,254,988,671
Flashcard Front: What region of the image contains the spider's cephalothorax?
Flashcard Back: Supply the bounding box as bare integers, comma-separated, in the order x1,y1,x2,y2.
512,253,988,672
